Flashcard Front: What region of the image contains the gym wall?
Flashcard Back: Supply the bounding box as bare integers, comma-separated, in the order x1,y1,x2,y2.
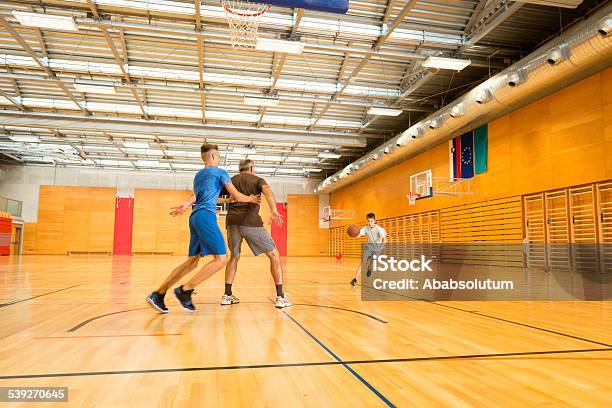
22,186,313,256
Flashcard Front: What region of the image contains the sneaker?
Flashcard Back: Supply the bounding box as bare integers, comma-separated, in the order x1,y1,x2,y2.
220,294,240,305
173,285,196,312
350,278,357,287
275,294,293,308
146,291,168,313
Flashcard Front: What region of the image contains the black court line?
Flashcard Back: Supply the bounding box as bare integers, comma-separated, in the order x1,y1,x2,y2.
67,301,386,332
280,308,396,407
0,285,82,308
292,303,387,323
1,348,609,380
68,308,151,332
359,284,612,348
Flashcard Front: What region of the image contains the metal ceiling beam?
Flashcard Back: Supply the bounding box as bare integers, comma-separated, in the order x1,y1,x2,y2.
457,0,525,55
0,111,367,147
86,0,149,119
464,0,489,34
382,0,396,25
0,90,27,111
0,16,89,115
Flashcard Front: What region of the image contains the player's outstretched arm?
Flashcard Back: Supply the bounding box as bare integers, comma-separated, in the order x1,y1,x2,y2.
262,185,284,226
224,183,260,204
170,194,196,217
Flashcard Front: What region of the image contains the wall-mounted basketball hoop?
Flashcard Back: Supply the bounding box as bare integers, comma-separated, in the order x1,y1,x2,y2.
322,205,355,221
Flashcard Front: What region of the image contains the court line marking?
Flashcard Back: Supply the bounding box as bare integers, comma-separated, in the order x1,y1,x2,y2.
359,284,612,348
66,301,387,332
291,303,387,323
0,285,82,309
280,307,396,408
0,348,609,380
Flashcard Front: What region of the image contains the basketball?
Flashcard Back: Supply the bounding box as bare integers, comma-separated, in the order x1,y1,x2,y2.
347,224,360,238
335,252,343,260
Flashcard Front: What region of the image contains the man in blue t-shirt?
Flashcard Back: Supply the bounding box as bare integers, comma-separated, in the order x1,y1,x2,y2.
146,144,259,313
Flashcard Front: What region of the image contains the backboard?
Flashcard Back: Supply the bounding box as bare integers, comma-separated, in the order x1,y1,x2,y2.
409,169,433,199
252,0,349,13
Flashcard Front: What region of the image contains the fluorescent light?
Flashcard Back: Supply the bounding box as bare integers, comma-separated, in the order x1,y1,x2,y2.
305,168,322,173
367,107,403,116
243,96,280,107
233,146,257,154
12,11,78,31
136,160,160,167
9,135,40,143
123,141,150,149
256,38,305,55
318,151,342,159
422,56,471,71
74,80,117,94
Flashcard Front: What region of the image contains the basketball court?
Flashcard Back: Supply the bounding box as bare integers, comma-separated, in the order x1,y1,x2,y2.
0,0,611,406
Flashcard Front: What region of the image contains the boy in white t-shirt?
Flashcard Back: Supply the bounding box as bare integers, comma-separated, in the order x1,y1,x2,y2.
351,212,387,286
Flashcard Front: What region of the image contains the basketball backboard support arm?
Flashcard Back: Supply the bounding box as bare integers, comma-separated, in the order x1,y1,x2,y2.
408,170,475,205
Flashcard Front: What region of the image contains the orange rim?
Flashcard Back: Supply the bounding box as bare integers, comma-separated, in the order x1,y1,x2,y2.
222,1,271,17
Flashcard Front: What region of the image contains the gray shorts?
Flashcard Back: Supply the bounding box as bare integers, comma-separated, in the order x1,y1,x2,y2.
227,225,276,256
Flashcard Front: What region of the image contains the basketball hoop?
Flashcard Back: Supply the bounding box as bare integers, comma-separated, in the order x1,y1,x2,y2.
221,0,271,49
407,192,420,206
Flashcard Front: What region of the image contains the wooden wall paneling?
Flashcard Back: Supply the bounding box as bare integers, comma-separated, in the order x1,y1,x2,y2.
87,188,115,252
22,223,37,254
36,186,66,254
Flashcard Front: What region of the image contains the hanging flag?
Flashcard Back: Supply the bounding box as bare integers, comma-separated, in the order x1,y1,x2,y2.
448,140,454,179
451,136,461,179
474,124,488,174
460,130,474,179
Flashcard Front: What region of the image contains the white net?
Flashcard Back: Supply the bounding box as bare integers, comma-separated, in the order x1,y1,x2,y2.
407,192,420,206
221,0,270,49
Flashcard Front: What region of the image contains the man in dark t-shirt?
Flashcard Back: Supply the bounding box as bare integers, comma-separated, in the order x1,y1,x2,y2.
219,159,292,308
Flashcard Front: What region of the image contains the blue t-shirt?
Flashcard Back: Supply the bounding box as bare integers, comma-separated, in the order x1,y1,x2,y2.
192,166,231,214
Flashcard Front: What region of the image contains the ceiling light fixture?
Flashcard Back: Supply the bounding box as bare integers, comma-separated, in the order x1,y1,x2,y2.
318,151,342,159
422,56,471,71
256,38,305,55
12,11,78,31
367,107,403,116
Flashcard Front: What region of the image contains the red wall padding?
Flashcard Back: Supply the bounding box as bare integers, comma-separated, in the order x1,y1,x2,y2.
0,217,12,256
113,197,134,255
271,203,287,256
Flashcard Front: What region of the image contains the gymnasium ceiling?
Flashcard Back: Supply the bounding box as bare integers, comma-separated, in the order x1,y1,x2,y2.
0,0,607,178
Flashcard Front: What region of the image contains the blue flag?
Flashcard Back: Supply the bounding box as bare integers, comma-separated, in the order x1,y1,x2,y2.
460,131,474,179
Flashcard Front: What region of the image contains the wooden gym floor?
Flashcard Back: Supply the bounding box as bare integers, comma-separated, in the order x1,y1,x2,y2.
0,255,610,407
